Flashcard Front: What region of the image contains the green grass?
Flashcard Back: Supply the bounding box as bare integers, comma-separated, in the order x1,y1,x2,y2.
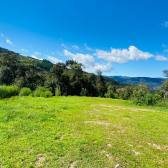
0,96,168,167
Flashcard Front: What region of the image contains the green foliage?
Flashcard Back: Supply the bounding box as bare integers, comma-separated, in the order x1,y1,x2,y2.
40,90,53,98
55,88,61,96
0,85,19,98
157,91,165,98
131,91,161,106
105,85,117,98
19,87,32,96
80,88,88,96
34,86,53,98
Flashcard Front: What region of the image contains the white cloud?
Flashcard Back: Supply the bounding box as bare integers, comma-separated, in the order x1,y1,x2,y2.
64,49,95,67
155,55,168,61
31,51,42,59
84,43,94,51
162,44,167,48
164,49,168,52
46,55,62,64
61,43,68,49
31,55,43,60
34,51,41,55
22,49,28,52
163,21,168,27
90,62,112,72
73,45,79,50
6,39,15,46
63,50,112,73
1,34,4,38
58,51,63,56
31,55,38,59
93,46,153,63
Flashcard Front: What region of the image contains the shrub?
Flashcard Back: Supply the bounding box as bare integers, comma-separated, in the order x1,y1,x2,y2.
34,87,46,97
19,87,32,96
105,90,115,98
34,86,53,98
131,91,161,106
43,91,53,98
0,85,19,99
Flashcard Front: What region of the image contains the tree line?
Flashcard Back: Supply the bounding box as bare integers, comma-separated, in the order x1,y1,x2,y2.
0,53,168,107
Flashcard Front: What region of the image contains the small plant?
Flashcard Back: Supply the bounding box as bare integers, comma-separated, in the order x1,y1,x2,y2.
19,87,32,96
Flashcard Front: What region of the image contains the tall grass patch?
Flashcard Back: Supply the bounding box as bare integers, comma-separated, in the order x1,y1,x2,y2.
0,85,19,99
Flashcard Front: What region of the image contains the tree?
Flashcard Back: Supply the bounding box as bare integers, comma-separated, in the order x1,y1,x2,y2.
0,53,18,85
163,70,168,78
45,63,66,95
96,70,107,97
161,81,168,98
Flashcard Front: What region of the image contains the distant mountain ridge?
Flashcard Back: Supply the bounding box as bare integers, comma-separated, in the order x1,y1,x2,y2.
105,76,166,88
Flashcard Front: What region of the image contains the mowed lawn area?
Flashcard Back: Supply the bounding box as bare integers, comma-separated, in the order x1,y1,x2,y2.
0,96,168,168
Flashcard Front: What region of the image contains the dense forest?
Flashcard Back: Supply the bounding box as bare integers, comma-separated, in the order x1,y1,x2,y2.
0,47,168,107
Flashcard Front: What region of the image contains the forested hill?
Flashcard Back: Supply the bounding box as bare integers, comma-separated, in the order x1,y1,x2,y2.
105,76,166,88
0,47,53,71
0,47,128,88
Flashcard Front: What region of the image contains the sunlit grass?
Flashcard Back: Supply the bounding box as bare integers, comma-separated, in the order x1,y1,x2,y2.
0,96,168,167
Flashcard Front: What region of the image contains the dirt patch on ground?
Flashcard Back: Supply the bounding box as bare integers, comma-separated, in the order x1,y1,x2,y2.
35,157,45,166
99,104,156,112
84,121,111,126
69,161,78,168
132,150,143,156
35,154,45,167
153,144,162,150
28,148,33,153
101,150,113,159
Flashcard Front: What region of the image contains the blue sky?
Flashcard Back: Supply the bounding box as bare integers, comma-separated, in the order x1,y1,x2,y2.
0,0,168,77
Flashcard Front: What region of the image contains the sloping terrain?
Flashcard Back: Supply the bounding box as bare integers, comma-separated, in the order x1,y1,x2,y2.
0,96,167,167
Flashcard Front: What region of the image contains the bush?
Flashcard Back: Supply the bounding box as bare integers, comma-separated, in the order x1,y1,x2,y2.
131,91,161,106
156,99,168,107
0,85,19,99
34,86,53,98
43,91,53,98
34,87,46,97
105,90,115,98
19,87,32,96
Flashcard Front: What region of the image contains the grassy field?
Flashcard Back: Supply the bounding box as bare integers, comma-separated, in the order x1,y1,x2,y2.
0,96,168,168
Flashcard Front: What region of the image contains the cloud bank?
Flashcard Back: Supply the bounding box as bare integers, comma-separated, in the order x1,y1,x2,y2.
63,49,112,72
63,45,168,73
94,46,153,63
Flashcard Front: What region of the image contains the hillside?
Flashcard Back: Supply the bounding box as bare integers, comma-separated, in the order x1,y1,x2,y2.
0,47,128,88
0,47,53,72
105,76,166,88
